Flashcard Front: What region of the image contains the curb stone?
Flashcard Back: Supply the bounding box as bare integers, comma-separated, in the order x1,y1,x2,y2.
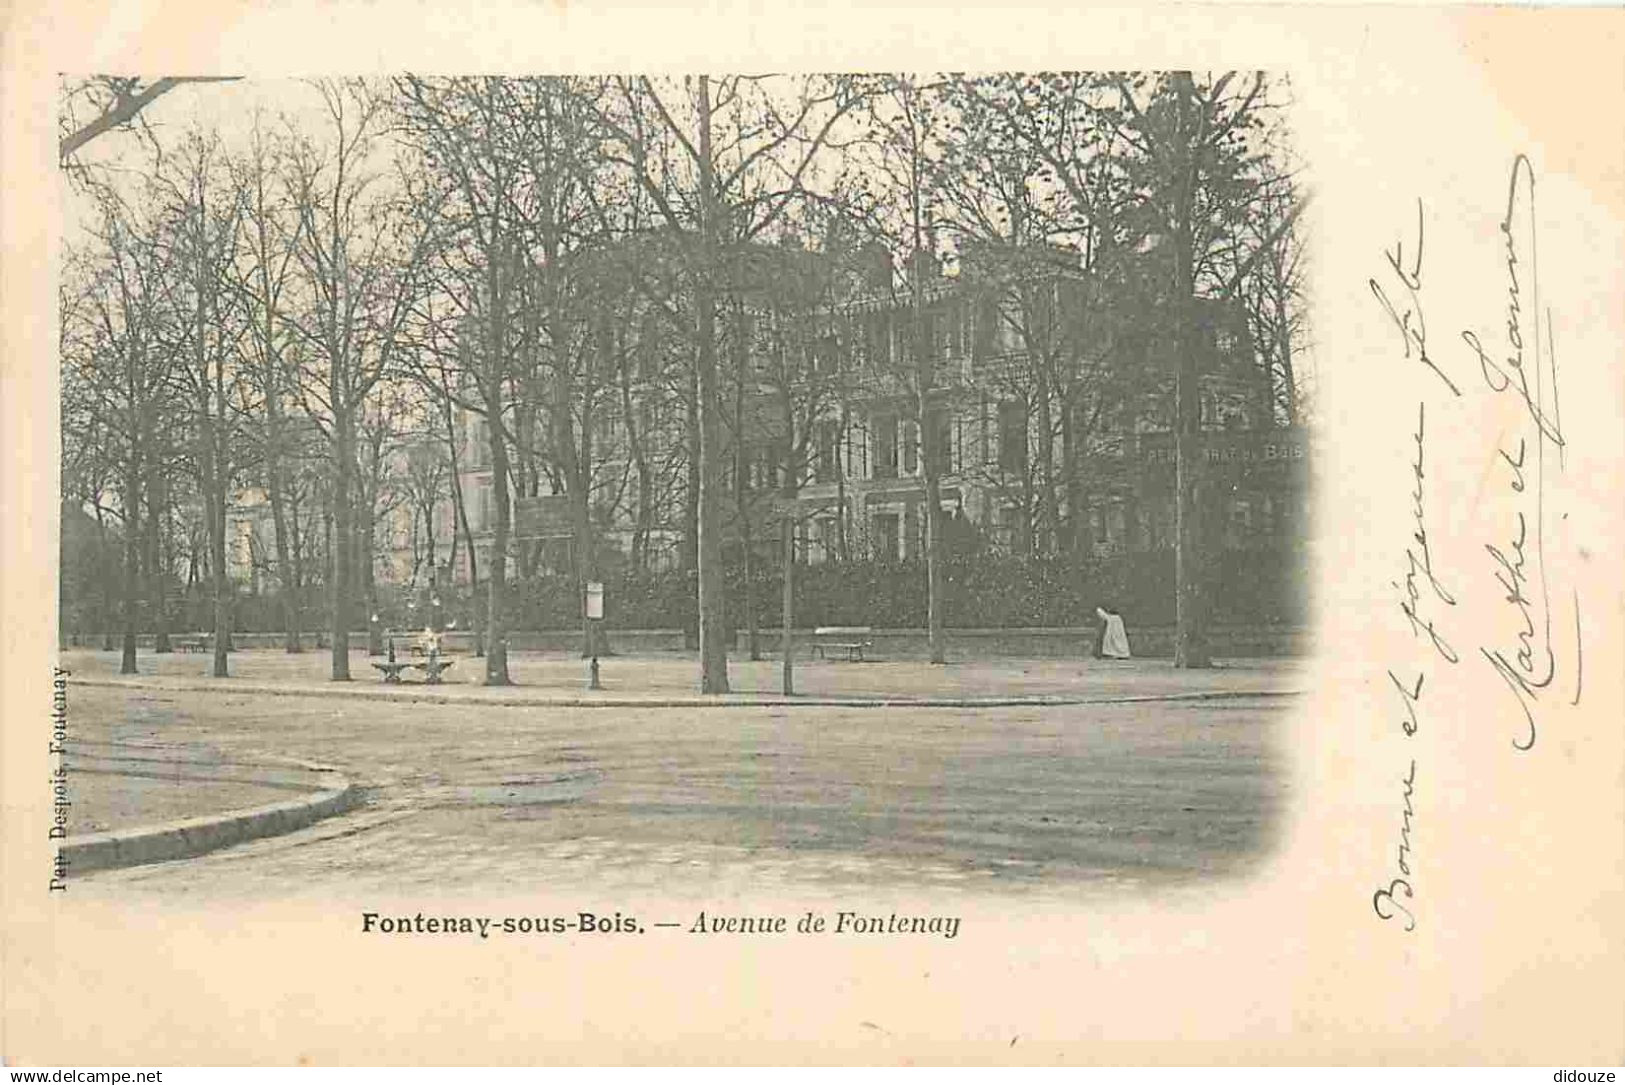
71,676,1302,710
61,768,362,875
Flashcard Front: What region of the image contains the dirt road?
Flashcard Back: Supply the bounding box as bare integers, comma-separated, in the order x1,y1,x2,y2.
65,683,1290,902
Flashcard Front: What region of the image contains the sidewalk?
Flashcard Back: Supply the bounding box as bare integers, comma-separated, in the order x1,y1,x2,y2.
59,647,1304,707
66,739,324,835
60,736,359,872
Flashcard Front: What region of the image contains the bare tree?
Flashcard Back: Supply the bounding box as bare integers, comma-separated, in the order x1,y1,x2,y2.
753,240,856,693
1238,164,1309,427
394,76,614,681
935,73,1152,559
397,433,449,587
228,115,312,651
147,129,251,677
594,74,867,690
849,73,954,663
64,193,179,673
59,273,125,649
1092,72,1284,666
59,76,241,163
355,381,414,653
283,79,441,680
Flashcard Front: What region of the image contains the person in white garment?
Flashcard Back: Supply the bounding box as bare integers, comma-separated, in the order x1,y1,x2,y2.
1094,606,1132,659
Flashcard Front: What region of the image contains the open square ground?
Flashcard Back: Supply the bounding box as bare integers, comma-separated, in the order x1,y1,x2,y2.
59,649,1298,903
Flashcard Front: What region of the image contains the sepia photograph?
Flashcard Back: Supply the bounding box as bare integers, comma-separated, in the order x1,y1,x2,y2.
55,71,1311,903
5,2,1622,1069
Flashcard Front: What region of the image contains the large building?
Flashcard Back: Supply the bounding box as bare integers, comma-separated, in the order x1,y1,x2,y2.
422,242,1309,586
222,242,1308,615
774,265,1305,566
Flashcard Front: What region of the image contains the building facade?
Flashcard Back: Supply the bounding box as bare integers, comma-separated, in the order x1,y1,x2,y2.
222,246,1309,615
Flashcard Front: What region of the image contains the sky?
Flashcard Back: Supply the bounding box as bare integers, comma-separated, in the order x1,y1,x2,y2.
60,72,1313,404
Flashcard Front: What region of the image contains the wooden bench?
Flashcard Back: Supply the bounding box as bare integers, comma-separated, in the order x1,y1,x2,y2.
811,626,874,662
172,635,206,653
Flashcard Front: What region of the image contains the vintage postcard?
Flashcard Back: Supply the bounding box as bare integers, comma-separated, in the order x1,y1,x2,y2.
2,1,1621,1067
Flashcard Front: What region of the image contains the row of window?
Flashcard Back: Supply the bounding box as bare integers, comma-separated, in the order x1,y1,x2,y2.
570,274,1250,387
822,492,1300,564
739,401,1032,490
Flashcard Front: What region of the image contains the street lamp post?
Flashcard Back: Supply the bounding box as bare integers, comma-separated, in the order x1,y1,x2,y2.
585,581,604,690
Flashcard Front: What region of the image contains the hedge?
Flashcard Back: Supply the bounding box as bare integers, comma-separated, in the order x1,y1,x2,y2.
67,548,1308,638
415,548,1305,631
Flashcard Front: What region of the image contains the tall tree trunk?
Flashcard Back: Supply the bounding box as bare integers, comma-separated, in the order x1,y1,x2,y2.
120,456,140,675
835,405,851,563
287,490,306,651
200,330,230,677
780,388,797,693
208,472,231,679
781,508,794,695
1171,73,1212,669
740,522,757,659
146,466,171,652
571,384,601,659
572,480,597,656
914,270,946,664
1060,400,1087,561
362,511,381,656
620,371,652,573
1034,371,1057,556
94,504,117,651
514,401,541,581
441,385,482,654
681,384,699,650
251,155,302,654
1275,279,1299,426
319,502,332,649
483,227,514,685
331,419,354,680
453,479,482,654
921,412,947,661
485,393,512,685
900,76,947,666
424,496,438,572
198,405,230,678
694,76,730,693
266,404,301,652
731,305,760,661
